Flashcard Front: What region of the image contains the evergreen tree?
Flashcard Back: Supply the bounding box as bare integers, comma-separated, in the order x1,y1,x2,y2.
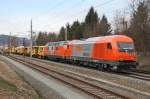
58,27,66,41
58,6,112,40
99,15,112,36
48,33,57,42
70,21,83,39
84,7,99,38
36,32,48,46
66,23,72,40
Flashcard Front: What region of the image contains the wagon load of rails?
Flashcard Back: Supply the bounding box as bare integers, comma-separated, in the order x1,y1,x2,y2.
4,35,138,72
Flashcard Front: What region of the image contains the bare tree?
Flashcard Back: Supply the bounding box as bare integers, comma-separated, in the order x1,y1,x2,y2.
7,36,19,48
113,10,129,34
129,0,150,55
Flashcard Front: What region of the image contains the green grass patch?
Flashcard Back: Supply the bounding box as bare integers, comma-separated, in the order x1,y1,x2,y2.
137,55,145,61
37,96,44,99
0,77,17,91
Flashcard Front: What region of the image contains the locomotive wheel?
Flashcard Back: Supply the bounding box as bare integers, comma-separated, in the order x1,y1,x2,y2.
103,64,109,71
97,64,104,71
98,64,108,71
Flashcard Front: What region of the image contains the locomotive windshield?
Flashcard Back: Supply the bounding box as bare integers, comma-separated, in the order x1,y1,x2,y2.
117,42,134,52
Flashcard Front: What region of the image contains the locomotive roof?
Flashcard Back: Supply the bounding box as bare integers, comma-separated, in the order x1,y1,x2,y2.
85,35,128,42
46,41,69,46
71,35,132,44
46,35,132,45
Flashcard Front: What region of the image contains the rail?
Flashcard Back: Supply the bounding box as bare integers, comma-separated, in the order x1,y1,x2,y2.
7,55,128,99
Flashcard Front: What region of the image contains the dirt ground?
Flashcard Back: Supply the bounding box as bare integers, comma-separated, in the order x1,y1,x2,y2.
0,60,41,99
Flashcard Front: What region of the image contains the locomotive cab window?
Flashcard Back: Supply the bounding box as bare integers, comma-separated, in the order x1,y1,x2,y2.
117,42,134,52
107,43,112,49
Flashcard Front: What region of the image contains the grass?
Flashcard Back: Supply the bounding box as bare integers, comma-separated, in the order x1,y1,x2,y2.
137,65,150,73
137,54,150,72
0,77,17,91
137,55,144,61
37,96,44,99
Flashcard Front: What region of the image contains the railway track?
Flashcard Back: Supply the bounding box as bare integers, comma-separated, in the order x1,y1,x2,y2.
7,55,128,99
123,71,150,81
132,69,150,74
10,54,150,82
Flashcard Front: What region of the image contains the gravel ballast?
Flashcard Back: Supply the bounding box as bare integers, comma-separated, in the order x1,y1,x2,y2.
10,54,150,98
1,55,92,99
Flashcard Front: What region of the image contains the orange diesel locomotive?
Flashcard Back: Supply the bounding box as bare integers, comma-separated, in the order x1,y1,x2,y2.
5,35,138,71
46,35,138,71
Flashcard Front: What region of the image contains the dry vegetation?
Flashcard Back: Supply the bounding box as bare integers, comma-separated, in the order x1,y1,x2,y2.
137,54,150,72
0,60,41,99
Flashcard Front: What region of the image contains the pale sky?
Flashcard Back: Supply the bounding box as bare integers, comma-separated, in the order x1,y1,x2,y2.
0,0,131,38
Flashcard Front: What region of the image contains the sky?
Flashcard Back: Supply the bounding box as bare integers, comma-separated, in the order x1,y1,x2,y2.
0,0,131,38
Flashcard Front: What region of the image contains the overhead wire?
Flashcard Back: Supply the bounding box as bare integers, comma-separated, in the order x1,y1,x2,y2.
55,0,116,23
42,0,116,30
9,0,68,37
33,0,86,32
31,0,70,20
11,0,117,37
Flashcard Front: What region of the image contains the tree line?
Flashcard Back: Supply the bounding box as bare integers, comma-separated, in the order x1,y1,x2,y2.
36,7,112,43
36,0,150,56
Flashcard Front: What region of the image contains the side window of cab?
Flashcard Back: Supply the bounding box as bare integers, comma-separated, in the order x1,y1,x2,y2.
67,45,69,49
107,43,112,49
